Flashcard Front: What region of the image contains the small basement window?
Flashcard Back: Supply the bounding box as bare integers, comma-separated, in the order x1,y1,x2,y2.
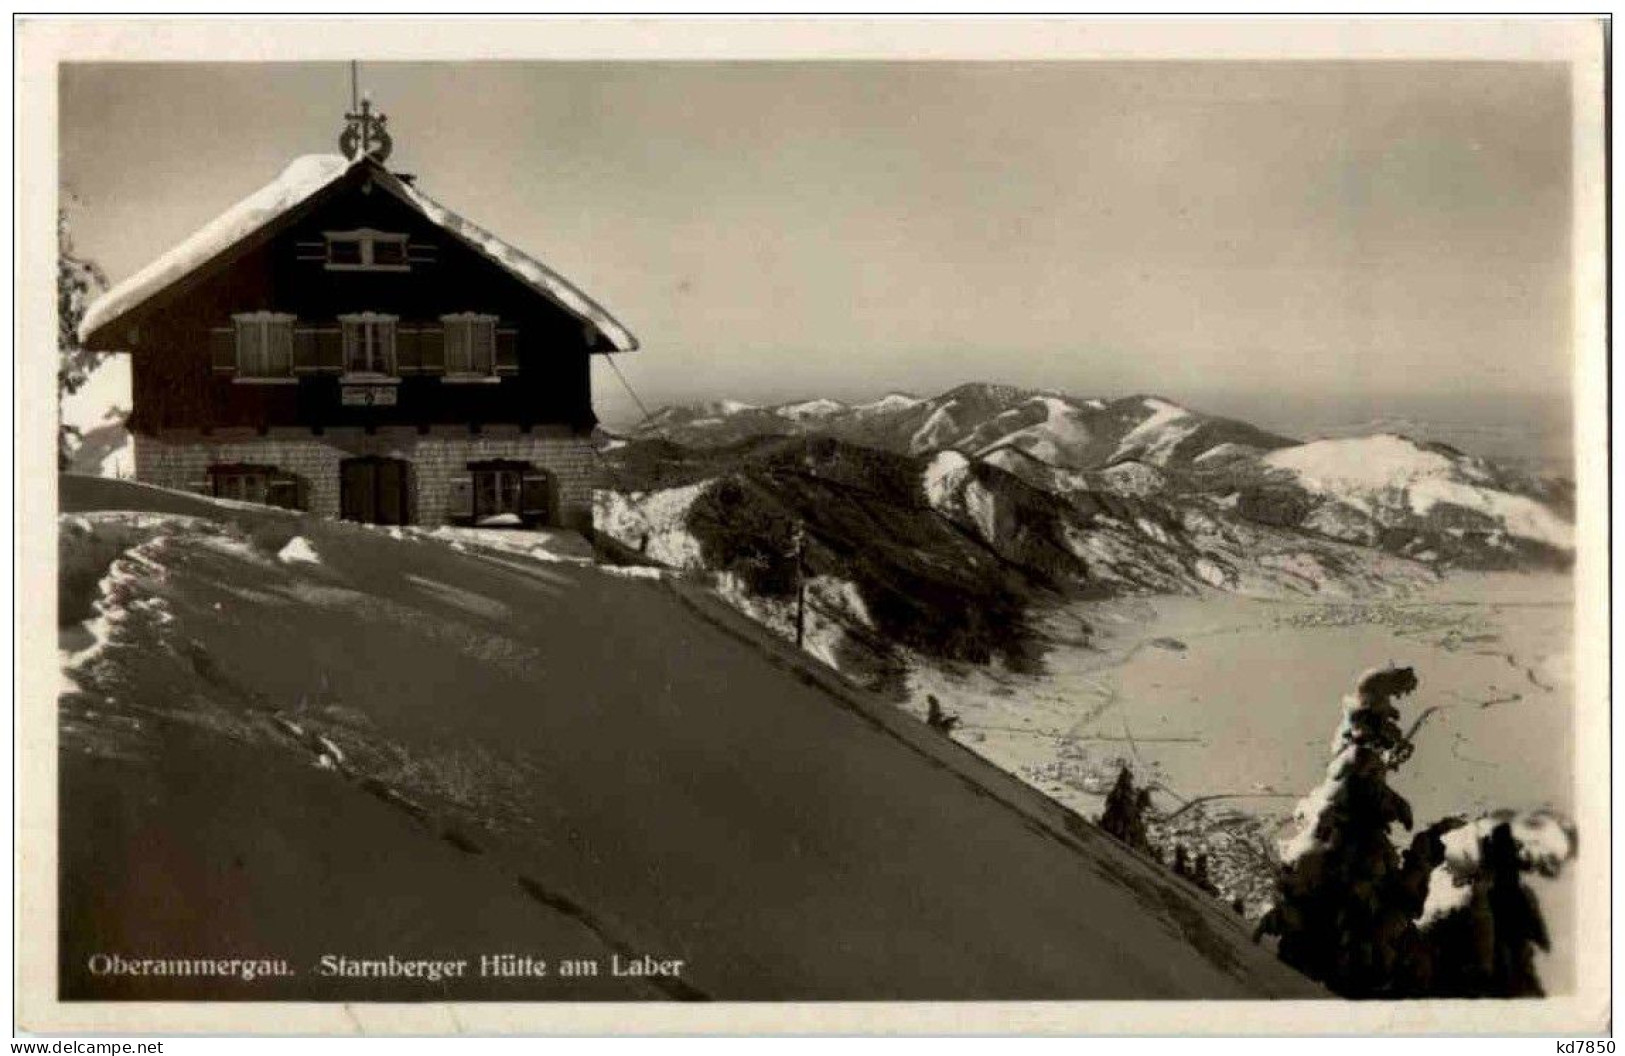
442,313,498,376
338,312,398,376
325,229,411,272
232,312,296,378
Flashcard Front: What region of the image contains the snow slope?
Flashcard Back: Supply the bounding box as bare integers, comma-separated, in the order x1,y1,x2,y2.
59,474,1317,1000
1264,435,1572,552
592,482,709,569
915,444,1434,601
1110,398,1201,466
777,398,848,422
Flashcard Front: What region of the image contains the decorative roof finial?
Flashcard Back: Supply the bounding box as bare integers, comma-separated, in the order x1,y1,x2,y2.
339,61,393,164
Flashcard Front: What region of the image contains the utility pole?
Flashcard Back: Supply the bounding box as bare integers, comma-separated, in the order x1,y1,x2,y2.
792,521,807,650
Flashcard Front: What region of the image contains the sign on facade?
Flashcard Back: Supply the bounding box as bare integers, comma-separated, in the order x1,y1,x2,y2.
341,386,398,406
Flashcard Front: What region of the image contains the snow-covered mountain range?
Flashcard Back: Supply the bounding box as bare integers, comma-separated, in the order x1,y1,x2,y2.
617,382,1573,573
591,382,1572,712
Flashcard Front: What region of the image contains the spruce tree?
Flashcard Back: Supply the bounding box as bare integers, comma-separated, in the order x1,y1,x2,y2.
1256,666,1434,997
1098,765,1137,844
1262,666,1578,999
1422,813,1574,998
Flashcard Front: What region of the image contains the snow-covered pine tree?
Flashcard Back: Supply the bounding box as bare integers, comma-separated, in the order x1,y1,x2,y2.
1419,810,1576,998
1256,666,1440,998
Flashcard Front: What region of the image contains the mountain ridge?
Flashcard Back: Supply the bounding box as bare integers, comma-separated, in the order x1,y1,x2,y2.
614,381,1571,573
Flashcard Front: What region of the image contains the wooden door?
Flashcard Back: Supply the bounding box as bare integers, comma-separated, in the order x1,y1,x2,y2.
340,457,410,525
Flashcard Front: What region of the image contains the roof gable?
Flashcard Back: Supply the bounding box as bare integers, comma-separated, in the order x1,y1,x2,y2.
79,154,638,354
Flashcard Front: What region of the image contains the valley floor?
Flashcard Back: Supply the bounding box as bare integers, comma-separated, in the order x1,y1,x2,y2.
908,573,1576,992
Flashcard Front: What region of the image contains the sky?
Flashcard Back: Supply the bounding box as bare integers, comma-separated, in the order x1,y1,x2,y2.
60,60,1574,442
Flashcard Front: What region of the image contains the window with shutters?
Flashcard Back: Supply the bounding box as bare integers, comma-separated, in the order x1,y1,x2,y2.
474,467,524,524
232,312,296,379
325,229,411,272
455,461,555,527
339,312,398,376
441,313,498,378
207,464,306,510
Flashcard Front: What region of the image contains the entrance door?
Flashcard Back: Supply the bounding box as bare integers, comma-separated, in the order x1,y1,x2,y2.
340,457,410,525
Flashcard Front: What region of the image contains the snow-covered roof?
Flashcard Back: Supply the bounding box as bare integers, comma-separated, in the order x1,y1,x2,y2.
79,155,355,343
390,176,637,352
79,154,638,353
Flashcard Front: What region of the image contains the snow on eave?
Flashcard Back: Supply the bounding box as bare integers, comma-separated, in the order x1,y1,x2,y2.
79,153,640,356
378,168,639,354
79,154,363,347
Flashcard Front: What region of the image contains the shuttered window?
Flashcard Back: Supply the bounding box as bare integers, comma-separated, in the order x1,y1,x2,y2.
232,313,296,378
325,229,410,272
207,464,306,510
339,313,398,375
473,468,524,524
441,313,498,376
451,462,554,527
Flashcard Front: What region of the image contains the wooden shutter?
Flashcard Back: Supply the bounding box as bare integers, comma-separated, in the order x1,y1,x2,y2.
419,325,445,374
210,327,237,375
293,327,320,372
446,474,474,522
269,320,295,376
396,327,421,374
520,472,553,523
314,328,343,372
495,328,519,375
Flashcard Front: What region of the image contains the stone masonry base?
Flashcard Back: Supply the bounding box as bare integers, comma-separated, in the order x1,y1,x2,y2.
134,426,601,530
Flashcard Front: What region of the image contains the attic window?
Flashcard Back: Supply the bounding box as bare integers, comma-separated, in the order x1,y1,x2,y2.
325,229,410,272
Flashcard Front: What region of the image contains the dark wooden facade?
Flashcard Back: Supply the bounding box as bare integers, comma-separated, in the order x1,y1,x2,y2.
85,158,620,437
